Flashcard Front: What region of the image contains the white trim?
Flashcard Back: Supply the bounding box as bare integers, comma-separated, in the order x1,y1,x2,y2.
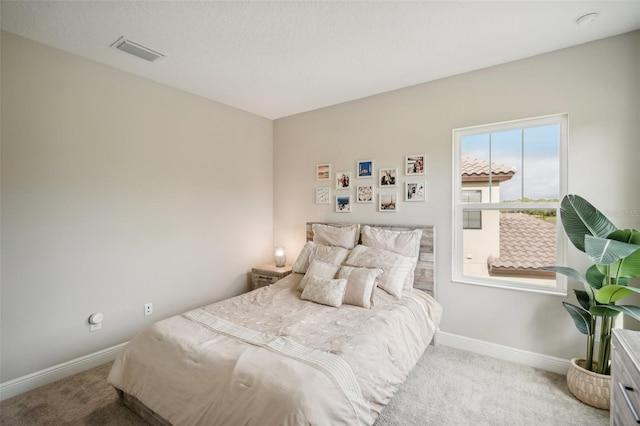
0,342,127,401
436,331,569,375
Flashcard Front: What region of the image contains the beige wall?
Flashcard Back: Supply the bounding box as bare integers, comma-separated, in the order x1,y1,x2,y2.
0,32,274,382
274,31,640,359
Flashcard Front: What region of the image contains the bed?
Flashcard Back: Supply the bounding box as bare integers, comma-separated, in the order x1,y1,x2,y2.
108,223,442,425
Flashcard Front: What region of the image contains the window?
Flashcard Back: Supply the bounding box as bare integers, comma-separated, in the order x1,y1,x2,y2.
452,114,567,294
462,190,482,229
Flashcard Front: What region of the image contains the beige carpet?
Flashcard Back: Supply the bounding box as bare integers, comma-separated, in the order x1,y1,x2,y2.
0,345,608,425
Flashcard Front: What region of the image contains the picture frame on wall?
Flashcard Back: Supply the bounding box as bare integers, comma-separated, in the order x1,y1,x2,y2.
378,193,398,212
335,171,351,189
356,184,374,203
336,195,352,213
316,187,331,204
379,168,397,187
357,160,374,178
316,163,331,181
405,181,426,202
405,154,425,175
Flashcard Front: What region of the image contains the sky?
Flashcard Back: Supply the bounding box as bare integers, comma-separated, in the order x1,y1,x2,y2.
461,123,560,201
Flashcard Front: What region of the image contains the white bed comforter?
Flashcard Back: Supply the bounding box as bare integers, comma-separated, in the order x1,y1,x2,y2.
108,273,442,425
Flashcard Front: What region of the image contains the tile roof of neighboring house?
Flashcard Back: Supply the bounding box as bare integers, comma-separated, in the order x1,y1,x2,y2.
462,157,516,182
488,212,556,277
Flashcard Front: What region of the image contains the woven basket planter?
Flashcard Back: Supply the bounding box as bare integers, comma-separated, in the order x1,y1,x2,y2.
566,358,610,410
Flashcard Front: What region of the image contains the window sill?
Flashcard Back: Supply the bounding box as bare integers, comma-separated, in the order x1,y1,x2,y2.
452,276,567,296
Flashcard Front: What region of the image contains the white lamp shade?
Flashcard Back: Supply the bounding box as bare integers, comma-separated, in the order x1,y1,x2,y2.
274,246,286,267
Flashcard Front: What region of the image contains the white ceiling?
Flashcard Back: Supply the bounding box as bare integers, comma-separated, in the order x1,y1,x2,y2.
1,1,639,119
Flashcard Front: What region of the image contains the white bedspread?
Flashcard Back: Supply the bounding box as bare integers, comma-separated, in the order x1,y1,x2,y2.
108,273,442,425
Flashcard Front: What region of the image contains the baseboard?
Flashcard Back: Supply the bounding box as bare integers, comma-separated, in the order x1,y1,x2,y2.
0,342,127,401
436,331,570,375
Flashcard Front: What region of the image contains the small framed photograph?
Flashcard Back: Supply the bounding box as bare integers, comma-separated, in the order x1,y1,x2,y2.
379,168,397,187
405,181,426,202
336,195,352,213
335,171,351,189
316,163,331,181
316,187,331,204
379,193,398,212
357,160,374,178
356,184,374,203
405,154,425,175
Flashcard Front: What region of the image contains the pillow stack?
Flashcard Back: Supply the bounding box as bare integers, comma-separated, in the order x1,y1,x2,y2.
342,245,413,299
292,223,359,273
359,225,422,292
295,224,422,307
299,259,383,308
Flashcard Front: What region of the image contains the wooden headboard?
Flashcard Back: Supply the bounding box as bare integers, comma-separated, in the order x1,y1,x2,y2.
306,223,436,299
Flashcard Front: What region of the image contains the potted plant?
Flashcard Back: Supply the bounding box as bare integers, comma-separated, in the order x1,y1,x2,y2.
546,194,640,409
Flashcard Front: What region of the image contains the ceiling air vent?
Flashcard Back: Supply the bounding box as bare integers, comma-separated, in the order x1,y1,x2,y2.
111,37,165,62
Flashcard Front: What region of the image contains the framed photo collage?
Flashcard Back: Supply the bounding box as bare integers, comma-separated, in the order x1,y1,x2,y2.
315,154,426,213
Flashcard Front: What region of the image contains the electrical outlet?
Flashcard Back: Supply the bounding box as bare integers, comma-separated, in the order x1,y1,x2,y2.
144,303,153,316
89,312,103,332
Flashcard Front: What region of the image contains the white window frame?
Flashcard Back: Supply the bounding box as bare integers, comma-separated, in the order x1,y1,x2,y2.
452,114,568,295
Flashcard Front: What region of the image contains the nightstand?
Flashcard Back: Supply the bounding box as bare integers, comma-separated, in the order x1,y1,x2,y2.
251,264,292,290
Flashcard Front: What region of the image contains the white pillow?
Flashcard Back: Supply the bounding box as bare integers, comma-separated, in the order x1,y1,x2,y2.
312,223,360,249
344,245,414,299
361,225,422,257
300,276,347,307
337,266,383,309
361,226,422,290
298,260,341,291
292,241,350,273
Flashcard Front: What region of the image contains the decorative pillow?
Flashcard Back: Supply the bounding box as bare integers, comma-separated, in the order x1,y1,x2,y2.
337,266,383,309
361,225,422,257
298,260,342,291
300,276,347,307
344,245,414,299
312,223,360,249
361,226,422,291
292,241,350,273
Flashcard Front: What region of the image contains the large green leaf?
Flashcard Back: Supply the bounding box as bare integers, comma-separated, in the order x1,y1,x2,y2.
584,235,640,266
563,302,593,335
609,229,640,245
560,195,617,252
544,266,585,283
608,305,640,322
594,265,632,285
589,305,621,317
545,266,595,300
595,284,640,304
586,265,605,289
574,289,592,311
607,229,640,278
